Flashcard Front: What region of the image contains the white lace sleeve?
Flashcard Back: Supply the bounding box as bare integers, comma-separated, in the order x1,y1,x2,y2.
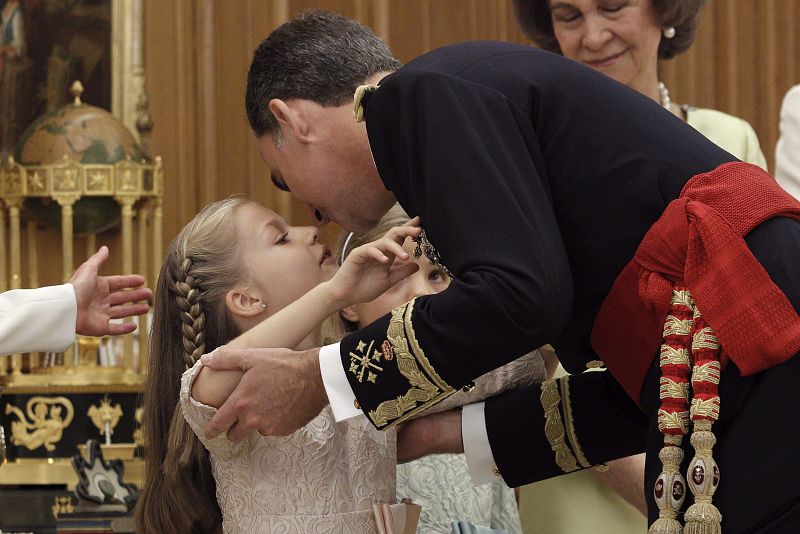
422,349,547,415
179,360,243,459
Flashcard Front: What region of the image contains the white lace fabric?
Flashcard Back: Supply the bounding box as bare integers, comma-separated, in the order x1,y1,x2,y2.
180,350,544,533
180,360,397,533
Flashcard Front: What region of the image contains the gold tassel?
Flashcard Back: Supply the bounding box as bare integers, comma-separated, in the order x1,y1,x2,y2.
684,423,722,534
649,439,686,534
650,286,695,534
353,84,379,123
684,305,722,534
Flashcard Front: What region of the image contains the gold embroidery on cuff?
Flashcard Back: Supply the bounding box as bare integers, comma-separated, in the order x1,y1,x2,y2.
403,297,451,392
348,339,385,384
540,379,579,473
559,376,591,469
368,298,455,428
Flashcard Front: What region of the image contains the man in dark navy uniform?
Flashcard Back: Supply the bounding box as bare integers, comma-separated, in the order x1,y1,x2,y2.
200,11,800,532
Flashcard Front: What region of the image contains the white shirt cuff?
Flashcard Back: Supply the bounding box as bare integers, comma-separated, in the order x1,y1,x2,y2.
319,342,364,422
462,402,500,486
0,283,77,355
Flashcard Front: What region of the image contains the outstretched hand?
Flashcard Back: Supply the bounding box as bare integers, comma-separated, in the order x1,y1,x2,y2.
330,217,422,306
71,246,153,336
201,346,327,441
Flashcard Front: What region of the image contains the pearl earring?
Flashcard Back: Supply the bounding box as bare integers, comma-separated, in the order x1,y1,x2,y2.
662,26,676,39
260,303,267,310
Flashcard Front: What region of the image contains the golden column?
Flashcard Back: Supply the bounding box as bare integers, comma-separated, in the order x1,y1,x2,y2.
0,80,163,387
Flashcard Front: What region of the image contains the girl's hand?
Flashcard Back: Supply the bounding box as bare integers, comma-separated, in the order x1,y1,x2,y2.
328,219,422,306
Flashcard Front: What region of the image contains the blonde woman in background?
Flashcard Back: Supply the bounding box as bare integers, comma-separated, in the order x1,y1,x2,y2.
340,204,548,534
511,1,767,531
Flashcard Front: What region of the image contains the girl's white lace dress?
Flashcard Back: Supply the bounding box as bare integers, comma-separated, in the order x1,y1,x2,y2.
180,350,544,533
181,360,396,533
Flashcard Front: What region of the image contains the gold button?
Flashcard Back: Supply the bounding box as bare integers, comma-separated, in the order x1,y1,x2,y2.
586,360,605,370
492,465,501,477
353,399,360,410
462,382,475,393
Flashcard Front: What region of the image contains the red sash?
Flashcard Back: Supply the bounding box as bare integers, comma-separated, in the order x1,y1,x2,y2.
591,162,800,403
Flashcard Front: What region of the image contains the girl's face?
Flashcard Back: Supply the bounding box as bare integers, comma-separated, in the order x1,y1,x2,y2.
343,240,451,327
235,203,337,313
549,0,662,95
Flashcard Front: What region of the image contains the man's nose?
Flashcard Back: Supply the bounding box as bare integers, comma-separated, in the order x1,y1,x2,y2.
307,205,329,227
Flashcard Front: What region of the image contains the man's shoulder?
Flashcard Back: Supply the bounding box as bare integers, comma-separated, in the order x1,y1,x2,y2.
398,41,549,77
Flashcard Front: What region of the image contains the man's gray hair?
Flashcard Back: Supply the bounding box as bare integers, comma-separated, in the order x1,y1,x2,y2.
245,11,401,137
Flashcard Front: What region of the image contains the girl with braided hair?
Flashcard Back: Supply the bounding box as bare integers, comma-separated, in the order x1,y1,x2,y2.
136,197,423,533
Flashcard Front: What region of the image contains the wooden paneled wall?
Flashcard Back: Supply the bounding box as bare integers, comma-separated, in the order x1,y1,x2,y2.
659,0,800,169
145,0,799,252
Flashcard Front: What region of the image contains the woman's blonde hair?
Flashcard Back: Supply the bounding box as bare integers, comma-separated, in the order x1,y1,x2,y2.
136,197,250,534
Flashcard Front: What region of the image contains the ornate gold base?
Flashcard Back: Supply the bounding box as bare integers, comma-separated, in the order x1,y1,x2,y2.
0,368,145,394
0,445,143,487
76,443,136,460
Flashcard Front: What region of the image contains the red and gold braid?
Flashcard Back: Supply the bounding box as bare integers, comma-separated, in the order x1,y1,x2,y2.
683,306,723,534
649,284,694,534
657,285,693,439
688,309,721,424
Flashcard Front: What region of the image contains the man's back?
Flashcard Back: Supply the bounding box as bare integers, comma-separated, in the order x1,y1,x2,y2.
369,41,734,370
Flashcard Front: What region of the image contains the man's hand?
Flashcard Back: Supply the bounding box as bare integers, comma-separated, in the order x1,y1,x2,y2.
201,346,327,441
397,408,464,463
71,246,153,336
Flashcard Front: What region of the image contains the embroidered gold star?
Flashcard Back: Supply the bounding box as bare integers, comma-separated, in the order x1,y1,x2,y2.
348,340,384,384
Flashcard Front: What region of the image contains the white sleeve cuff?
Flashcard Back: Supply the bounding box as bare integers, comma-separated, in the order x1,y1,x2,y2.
319,342,364,422
0,283,77,356
462,402,500,486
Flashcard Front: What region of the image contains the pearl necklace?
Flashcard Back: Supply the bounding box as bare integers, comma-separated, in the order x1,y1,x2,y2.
658,81,671,110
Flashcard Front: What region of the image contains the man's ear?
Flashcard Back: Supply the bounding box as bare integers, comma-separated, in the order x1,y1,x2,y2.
225,287,267,318
268,98,312,143
339,304,360,325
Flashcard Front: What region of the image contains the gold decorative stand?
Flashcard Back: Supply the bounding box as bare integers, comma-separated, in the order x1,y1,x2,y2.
0,81,161,490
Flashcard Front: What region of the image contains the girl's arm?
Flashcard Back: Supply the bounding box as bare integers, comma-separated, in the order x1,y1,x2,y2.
192,223,421,408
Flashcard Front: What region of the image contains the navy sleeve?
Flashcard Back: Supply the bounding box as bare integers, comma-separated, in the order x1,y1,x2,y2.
485,369,649,486
339,71,573,428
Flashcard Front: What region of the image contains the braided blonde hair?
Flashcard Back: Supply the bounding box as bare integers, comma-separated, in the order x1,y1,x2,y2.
174,257,208,367
137,197,250,534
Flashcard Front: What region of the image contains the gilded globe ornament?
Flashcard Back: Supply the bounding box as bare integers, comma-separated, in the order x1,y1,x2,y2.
11,80,153,235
